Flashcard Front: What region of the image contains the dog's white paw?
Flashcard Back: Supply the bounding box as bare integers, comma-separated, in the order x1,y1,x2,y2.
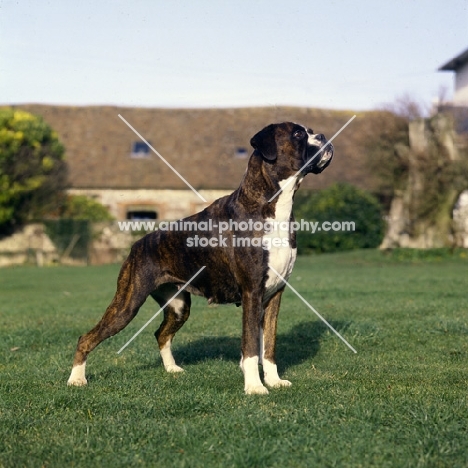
262,360,291,389
265,378,292,388
67,364,87,386
245,384,269,395
165,364,184,373
67,376,88,386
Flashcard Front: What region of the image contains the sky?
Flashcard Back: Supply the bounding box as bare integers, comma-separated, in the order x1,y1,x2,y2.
1,0,468,111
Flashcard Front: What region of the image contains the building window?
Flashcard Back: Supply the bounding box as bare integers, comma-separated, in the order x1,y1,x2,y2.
126,210,158,220
131,141,151,158
234,147,248,159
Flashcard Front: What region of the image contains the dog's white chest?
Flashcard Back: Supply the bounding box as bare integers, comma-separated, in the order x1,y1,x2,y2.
263,177,298,302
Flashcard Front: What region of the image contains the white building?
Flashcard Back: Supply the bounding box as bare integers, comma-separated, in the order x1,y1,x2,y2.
439,47,468,247
439,47,468,106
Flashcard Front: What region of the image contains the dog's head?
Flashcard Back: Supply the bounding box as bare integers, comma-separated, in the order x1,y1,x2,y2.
250,122,334,177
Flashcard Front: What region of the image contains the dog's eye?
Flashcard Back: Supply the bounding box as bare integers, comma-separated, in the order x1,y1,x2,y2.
293,129,305,139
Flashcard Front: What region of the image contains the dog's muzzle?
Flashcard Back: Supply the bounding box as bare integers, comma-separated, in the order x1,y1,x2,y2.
303,133,334,174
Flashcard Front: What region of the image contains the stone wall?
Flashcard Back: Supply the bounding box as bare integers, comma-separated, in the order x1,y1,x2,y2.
0,222,136,267
68,188,232,220
0,224,58,267
88,222,134,265
0,189,234,267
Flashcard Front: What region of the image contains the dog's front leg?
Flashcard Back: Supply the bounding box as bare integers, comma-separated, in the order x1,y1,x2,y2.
261,289,292,388
240,290,269,395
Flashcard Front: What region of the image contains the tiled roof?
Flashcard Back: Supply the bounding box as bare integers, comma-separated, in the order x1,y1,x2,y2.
439,47,468,71
15,104,379,192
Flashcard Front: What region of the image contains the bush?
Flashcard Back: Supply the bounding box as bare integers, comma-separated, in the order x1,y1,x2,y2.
0,108,67,234
294,183,385,254
59,195,114,221
43,219,91,260
42,196,113,260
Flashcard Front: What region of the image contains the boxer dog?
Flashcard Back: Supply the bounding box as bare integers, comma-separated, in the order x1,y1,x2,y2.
68,122,333,394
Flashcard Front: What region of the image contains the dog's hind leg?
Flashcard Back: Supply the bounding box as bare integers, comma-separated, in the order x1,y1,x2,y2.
151,285,191,373
261,289,291,388
67,256,153,386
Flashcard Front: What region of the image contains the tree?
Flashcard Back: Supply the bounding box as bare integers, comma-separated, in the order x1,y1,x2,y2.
358,109,410,208
364,104,468,248
0,108,67,234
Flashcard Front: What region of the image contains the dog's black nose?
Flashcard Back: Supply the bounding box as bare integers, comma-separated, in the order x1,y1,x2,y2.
316,134,326,144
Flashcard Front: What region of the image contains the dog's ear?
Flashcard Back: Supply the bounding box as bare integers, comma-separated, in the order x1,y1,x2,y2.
250,125,277,161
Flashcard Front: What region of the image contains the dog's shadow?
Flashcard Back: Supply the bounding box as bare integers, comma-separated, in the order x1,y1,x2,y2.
172,320,350,372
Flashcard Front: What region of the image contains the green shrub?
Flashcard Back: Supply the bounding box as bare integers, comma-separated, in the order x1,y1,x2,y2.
60,195,114,221
294,183,385,254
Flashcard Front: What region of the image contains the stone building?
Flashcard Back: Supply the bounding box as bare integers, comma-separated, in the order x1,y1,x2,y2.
15,105,377,221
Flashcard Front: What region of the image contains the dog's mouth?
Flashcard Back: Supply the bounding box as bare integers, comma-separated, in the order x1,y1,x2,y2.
303,142,334,174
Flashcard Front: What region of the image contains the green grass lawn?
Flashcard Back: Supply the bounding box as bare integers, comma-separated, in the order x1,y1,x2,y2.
1,250,468,467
